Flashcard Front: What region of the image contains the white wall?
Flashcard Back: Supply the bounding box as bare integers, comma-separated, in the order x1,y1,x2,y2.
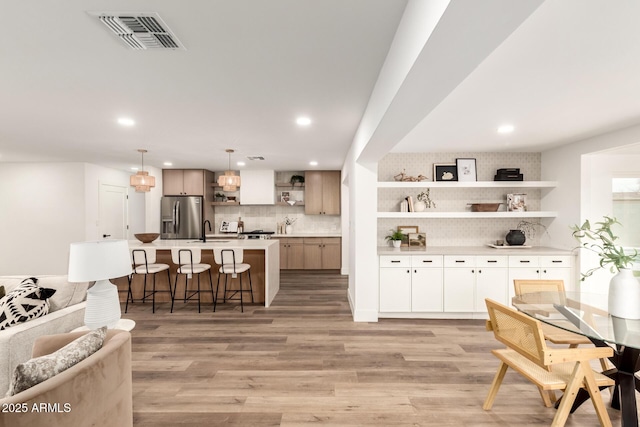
0,162,156,275
144,166,163,234
0,163,85,274
542,122,640,292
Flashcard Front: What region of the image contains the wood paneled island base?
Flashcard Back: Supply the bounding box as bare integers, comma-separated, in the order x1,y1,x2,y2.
115,240,280,308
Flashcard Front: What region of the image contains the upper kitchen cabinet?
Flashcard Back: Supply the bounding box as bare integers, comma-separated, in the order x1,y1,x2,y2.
305,171,341,215
163,169,209,196
240,170,275,205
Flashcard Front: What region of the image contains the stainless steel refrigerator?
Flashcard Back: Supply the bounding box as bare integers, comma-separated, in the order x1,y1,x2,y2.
161,196,203,239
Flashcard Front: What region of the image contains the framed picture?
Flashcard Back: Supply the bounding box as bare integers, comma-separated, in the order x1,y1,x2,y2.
280,191,290,202
398,226,418,246
408,233,426,247
456,158,477,182
433,164,458,182
507,193,527,212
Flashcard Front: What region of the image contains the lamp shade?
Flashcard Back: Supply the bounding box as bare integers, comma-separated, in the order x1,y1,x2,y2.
68,240,132,282
68,240,132,329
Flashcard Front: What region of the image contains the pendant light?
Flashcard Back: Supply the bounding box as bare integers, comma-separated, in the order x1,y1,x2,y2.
217,149,241,191
130,149,156,192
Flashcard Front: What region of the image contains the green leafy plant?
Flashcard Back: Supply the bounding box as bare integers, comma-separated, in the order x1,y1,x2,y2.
571,216,638,280
385,229,406,242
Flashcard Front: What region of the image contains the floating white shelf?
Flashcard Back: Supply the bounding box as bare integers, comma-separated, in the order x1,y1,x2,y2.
377,211,558,219
377,181,557,188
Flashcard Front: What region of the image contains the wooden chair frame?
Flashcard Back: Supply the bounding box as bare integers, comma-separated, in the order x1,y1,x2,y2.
484,298,614,427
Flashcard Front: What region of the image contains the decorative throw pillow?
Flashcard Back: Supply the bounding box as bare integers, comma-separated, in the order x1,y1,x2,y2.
0,277,57,330
6,326,107,396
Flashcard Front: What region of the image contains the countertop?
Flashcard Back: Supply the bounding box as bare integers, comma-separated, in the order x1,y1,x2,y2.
378,245,575,256
129,239,278,249
205,233,342,239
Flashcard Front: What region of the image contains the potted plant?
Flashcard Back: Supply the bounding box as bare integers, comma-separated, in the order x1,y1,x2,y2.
414,190,435,212
283,216,297,234
215,192,226,202
290,175,305,188
385,229,406,248
571,216,640,318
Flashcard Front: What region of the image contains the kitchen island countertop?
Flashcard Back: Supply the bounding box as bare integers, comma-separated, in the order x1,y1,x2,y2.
205,233,342,239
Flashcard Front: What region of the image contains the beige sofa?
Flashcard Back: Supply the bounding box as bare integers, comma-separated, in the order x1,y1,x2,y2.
0,276,89,396
0,329,133,427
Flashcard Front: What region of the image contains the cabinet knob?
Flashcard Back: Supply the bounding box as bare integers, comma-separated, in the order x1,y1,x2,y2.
471,269,475,273
406,270,410,274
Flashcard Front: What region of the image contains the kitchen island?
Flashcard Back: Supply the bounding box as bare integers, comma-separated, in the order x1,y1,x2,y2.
120,239,279,307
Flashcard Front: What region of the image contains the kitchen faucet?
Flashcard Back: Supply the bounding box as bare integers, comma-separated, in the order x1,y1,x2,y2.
202,220,211,242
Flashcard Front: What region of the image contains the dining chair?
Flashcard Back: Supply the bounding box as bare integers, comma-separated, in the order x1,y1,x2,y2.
126,248,173,313
170,248,215,313
483,298,614,427
514,279,609,369
213,248,253,312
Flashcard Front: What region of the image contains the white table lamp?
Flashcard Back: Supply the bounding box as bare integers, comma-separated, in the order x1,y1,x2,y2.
68,240,132,329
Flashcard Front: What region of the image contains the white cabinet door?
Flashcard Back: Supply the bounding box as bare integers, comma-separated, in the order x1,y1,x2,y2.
379,268,412,312
444,267,475,312
240,170,275,205
412,267,444,312
475,267,509,312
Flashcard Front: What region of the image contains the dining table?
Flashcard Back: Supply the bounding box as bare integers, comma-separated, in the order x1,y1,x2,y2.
513,291,640,427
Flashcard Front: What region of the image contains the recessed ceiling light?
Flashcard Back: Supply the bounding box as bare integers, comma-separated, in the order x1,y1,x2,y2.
163,162,173,166
117,117,135,126
309,161,318,166
497,124,514,134
237,161,246,166
296,116,312,126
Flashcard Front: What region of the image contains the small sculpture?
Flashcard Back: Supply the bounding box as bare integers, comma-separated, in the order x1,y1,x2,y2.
393,169,428,182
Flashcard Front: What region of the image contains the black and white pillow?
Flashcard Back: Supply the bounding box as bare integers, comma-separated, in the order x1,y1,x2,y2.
0,278,56,330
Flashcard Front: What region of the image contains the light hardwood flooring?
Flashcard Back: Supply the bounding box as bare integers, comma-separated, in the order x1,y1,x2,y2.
124,271,626,426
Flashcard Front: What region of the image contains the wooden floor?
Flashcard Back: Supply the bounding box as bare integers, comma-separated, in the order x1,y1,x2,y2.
124,271,626,426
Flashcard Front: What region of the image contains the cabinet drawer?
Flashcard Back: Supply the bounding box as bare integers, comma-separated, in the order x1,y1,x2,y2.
444,256,475,267
476,256,508,267
411,255,443,267
540,256,572,267
380,256,411,267
509,256,540,268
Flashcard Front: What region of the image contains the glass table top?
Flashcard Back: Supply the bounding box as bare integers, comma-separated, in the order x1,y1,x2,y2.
512,291,640,349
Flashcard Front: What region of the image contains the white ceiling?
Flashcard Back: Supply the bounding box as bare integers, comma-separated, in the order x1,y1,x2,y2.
2,1,640,174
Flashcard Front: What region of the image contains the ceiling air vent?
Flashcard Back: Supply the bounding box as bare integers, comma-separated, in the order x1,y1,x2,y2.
247,156,265,161
90,12,185,50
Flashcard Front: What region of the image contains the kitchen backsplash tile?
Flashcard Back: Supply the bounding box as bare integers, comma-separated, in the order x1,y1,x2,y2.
213,205,340,234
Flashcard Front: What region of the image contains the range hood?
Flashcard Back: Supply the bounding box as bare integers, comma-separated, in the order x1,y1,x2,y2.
239,170,275,205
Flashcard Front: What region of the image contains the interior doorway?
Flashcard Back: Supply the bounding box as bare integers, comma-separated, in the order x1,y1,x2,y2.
99,183,129,240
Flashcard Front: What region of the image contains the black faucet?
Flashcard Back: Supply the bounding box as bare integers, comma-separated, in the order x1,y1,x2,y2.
202,220,212,242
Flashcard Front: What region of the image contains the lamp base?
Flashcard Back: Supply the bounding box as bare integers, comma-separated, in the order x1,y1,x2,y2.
84,279,121,329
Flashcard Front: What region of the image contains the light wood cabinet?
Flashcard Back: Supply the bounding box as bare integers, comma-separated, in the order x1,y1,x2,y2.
305,171,340,215
163,169,205,196
280,238,305,270
303,237,341,269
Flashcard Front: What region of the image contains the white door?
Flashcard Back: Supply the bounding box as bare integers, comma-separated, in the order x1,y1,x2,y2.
99,184,128,240
412,267,444,312
443,268,476,312
379,268,412,312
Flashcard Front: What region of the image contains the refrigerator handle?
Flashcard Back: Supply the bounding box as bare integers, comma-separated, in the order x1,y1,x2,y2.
175,201,180,233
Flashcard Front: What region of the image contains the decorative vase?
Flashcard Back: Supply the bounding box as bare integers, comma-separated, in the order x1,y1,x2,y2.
285,225,293,234
414,201,426,212
505,229,526,246
608,268,640,319
392,240,401,248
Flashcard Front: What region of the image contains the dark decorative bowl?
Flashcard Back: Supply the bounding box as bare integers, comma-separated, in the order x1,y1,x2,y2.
134,233,160,243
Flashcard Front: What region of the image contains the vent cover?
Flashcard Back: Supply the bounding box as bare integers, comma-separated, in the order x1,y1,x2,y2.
247,156,265,161
90,12,185,50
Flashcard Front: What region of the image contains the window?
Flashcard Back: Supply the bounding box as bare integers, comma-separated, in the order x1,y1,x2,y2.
612,177,640,248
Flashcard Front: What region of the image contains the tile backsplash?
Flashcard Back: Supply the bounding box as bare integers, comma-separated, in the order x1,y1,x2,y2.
213,205,340,234
377,152,545,247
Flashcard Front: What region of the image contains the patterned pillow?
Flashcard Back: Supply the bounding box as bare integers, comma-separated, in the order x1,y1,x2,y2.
0,277,57,330
6,327,107,396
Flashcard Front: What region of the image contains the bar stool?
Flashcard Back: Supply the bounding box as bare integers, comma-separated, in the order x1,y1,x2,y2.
171,248,214,313
213,248,253,312
126,248,173,313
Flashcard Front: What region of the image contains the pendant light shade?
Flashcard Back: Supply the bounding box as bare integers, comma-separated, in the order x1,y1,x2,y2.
130,149,156,192
217,149,241,191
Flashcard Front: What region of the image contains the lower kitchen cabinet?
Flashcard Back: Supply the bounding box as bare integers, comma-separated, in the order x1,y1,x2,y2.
379,252,572,318
279,237,341,270
379,255,443,313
